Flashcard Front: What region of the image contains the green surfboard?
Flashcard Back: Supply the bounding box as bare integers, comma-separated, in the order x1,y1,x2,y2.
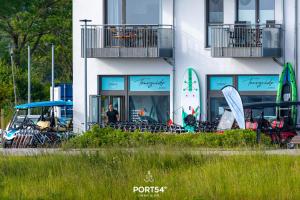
181,68,201,132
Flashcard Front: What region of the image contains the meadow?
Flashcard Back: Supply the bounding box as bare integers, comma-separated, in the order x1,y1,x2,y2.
0,149,299,200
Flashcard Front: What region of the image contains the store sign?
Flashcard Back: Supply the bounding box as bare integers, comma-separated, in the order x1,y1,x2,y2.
101,77,125,91
130,76,170,92
210,76,233,90
238,75,279,91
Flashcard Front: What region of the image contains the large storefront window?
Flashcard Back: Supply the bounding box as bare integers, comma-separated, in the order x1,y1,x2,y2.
208,75,279,121
129,96,170,123
95,75,170,124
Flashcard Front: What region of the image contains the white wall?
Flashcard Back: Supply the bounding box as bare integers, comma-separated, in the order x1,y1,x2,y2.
73,0,173,132
296,0,300,123
173,0,283,124
73,0,294,131
284,0,297,65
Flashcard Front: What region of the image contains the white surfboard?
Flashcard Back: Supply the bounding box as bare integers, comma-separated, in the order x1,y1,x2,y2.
181,68,201,128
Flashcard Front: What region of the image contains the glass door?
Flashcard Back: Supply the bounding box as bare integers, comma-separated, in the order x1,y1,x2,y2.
89,95,101,125
106,0,161,24
258,0,275,24
111,96,125,121
237,0,275,24
100,96,110,124
238,0,256,24
101,96,125,123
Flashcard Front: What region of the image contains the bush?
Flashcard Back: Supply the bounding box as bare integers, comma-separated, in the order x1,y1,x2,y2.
63,127,272,149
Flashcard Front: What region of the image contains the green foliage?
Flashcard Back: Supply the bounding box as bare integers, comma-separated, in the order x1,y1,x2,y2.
0,0,72,110
0,61,14,108
0,151,299,199
64,127,272,149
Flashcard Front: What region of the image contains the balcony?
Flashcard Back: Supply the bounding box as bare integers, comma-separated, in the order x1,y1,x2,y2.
210,24,282,58
81,25,173,58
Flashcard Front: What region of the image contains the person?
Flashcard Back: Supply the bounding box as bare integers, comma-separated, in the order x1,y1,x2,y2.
106,104,119,124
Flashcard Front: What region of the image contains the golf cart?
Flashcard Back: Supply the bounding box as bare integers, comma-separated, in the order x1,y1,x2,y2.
0,101,73,148
218,101,299,147
243,101,300,147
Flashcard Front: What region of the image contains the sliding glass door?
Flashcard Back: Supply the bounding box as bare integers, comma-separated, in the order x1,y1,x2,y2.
259,0,275,24
206,0,224,47
106,0,123,24
238,0,256,24
106,0,161,24
237,0,275,24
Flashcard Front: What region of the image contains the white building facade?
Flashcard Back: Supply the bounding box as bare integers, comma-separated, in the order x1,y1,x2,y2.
73,0,300,132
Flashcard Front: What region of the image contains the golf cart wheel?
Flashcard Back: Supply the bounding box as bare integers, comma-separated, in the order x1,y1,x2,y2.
2,139,11,148
286,137,295,149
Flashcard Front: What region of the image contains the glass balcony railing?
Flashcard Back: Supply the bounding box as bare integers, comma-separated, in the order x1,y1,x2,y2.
81,24,173,58
210,24,282,58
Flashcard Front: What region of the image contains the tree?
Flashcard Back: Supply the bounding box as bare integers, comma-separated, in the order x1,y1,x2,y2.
0,61,14,108
0,0,72,104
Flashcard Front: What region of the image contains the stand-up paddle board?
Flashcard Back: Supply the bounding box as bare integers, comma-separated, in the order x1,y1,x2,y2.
181,68,201,132
277,63,298,125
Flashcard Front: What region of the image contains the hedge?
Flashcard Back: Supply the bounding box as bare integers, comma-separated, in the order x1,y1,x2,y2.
63,126,272,149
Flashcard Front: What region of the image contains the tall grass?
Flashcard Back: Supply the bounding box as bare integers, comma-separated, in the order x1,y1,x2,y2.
0,150,299,199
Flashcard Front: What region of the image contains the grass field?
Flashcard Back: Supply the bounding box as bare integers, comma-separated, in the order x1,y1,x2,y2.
0,149,299,200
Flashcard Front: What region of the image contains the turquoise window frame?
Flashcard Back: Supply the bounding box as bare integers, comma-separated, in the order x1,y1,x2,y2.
237,75,279,92
209,76,234,91
101,76,125,91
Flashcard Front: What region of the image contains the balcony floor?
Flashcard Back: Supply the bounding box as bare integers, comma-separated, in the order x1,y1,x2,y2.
85,47,173,58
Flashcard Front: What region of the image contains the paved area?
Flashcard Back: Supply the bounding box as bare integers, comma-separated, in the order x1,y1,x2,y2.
1,148,300,156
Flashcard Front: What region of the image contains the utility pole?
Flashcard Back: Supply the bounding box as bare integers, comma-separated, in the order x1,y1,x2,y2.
51,44,55,101
9,44,17,106
28,45,31,114
80,19,92,132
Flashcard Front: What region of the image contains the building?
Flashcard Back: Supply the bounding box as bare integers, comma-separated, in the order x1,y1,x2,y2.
50,83,73,118
73,0,300,132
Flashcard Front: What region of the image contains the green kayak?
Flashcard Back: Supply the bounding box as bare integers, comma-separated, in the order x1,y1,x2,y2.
276,63,298,125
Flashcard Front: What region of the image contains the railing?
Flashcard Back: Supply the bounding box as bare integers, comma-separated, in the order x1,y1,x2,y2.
210,24,282,57
81,24,173,58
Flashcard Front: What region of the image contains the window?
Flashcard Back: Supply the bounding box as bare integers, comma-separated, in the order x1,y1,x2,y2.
98,75,170,123
237,0,275,24
106,0,122,24
106,0,161,24
210,97,228,121
207,75,278,121
259,0,275,24
209,76,233,91
129,96,170,123
242,95,276,119
101,77,125,91
238,0,256,24
129,76,170,92
206,0,224,47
